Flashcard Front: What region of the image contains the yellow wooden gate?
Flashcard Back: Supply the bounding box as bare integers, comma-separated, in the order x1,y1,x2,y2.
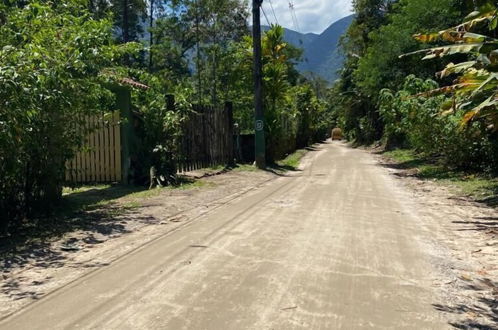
65,111,122,183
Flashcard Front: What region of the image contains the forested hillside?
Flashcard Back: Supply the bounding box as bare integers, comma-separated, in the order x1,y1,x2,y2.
263,14,354,82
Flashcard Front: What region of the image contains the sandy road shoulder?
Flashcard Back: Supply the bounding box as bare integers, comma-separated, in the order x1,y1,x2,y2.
0,170,278,318
373,152,498,329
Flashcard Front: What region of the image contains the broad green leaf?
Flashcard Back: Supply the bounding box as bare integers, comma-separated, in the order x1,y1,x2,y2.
438,61,476,78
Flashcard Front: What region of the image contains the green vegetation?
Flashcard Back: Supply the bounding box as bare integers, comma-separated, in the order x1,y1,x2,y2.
232,149,308,173
329,0,467,143
328,0,498,201
384,149,498,202
62,177,209,213
0,0,332,233
276,149,308,170
0,178,212,256
232,164,259,172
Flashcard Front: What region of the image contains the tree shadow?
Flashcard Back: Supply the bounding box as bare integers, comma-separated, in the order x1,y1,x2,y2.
378,155,436,173
304,145,322,152
0,185,159,299
453,216,498,233
433,278,498,329
476,192,498,207
378,153,498,208
264,163,303,177
434,214,498,328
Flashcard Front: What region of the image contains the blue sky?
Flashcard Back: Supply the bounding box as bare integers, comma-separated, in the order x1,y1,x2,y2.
256,0,353,34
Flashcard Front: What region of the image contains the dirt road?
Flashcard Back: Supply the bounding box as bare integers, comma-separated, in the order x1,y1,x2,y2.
0,142,472,329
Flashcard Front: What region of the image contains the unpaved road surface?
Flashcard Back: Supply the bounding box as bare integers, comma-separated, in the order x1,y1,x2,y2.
0,142,495,329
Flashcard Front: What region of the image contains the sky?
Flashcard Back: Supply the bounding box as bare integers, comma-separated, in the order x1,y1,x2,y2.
256,0,353,34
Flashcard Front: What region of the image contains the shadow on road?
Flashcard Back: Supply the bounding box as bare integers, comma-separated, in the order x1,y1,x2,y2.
433,277,498,329
453,217,498,234
0,185,158,302
263,164,302,177
378,155,498,209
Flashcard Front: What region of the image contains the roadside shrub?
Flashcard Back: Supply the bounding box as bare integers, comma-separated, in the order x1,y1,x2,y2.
0,1,134,231
379,75,498,171
129,71,188,184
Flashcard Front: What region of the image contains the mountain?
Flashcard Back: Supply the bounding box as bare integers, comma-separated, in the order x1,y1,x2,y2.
263,14,354,83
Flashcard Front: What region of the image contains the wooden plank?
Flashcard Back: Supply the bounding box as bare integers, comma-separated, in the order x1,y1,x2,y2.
90,115,97,182
202,110,207,168
76,150,81,183
76,120,82,183
103,118,110,182
98,115,105,182
70,152,76,183
65,158,71,182
87,116,93,182
93,115,100,182
74,120,80,183
108,112,116,182
83,118,90,182
114,111,122,183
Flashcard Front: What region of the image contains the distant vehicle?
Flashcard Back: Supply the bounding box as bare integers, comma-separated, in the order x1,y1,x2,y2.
331,128,343,141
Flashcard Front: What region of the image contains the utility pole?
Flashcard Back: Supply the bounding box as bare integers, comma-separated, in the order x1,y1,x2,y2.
252,0,266,168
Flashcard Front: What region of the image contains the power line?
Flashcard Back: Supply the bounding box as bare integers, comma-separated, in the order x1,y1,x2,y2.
288,1,301,32
261,6,271,27
268,0,279,25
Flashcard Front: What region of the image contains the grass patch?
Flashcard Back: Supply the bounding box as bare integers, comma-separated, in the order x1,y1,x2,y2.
232,164,259,172
207,164,226,171
383,149,498,205
276,149,308,171
61,184,145,215
230,149,309,174
62,177,209,211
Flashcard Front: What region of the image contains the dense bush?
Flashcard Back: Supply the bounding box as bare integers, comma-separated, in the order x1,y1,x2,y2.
129,71,191,184
0,1,134,231
379,76,498,171
331,0,466,144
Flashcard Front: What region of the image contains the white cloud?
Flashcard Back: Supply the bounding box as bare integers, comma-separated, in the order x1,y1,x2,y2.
256,0,353,34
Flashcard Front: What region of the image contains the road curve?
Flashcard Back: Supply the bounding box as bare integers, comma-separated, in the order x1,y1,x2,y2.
0,142,449,329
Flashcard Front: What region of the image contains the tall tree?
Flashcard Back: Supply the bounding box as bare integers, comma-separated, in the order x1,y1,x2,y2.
150,0,248,105
110,0,147,42
332,0,467,143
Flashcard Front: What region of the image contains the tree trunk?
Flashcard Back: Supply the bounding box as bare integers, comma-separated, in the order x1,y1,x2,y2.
123,0,130,42
149,0,154,71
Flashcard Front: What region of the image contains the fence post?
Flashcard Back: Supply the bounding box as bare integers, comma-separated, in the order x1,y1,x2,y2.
225,102,235,167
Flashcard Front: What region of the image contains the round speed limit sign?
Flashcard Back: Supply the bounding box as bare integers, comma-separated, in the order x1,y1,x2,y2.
255,120,264,131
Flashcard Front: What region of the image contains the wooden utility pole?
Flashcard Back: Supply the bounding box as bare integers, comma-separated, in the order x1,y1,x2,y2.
252,0,266,168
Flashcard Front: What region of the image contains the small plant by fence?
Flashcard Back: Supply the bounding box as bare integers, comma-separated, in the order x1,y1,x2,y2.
178,102,234,172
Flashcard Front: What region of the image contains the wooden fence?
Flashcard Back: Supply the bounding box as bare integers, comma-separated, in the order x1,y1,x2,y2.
178,102,234,172
65,100,235,183
65,111,122,183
